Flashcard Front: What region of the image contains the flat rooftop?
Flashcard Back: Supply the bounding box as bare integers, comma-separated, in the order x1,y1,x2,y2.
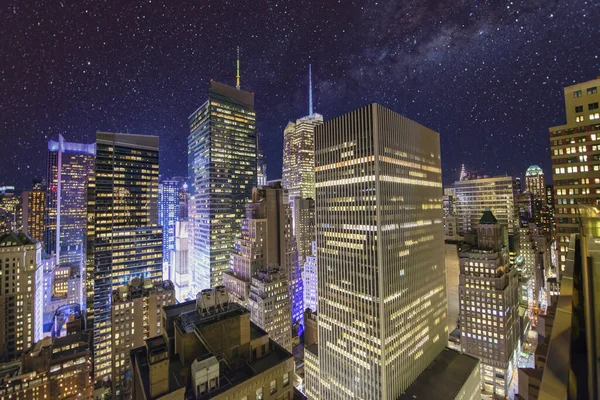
397,348,479,400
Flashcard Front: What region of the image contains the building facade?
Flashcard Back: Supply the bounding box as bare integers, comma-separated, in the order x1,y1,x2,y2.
87,132,162,384
303,241,318,313
45,134,95,264
111,279,174,398
170,220,191,302
549,76,600,276
188,81,257,291
0,187,22,236
525,165,545,200
22,182,46,244
313,104,447,399
248,268,293,352
159,178,181,269
0,233,44,361
458,210,519,398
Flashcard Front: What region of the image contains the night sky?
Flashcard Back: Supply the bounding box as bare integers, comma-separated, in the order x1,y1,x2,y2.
2,0,598,190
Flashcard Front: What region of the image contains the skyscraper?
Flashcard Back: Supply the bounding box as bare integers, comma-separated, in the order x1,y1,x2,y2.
188,81,257,291
22,181,46,244
170,220,190,302
303,241,318,312
87,132,162,384
158,178,181,268
0,186,22,235
45,135,95,264
549,76,600,275
314,104,446,399
525,165,545,200
458,210,519,398
0,233,43,361
257,132,268,187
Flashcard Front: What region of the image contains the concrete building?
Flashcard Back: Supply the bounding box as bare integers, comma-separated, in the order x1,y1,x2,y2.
454,176,519,238
313,104,446,399
549,76,600,276
248,268,292,352
188,81,257,291
223,181,298,322
458,210,519,398
87,132,162,384
170,220,191,302
21,182,46,244
130,288,295,399
303,241,318,313
0,232,43,361
111,279,175,398
0,360,49,399
304,308,318,347
45,134,95,264
446,243,461,334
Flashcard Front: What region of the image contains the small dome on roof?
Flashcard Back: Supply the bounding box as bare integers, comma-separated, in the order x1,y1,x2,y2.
525,165,543,176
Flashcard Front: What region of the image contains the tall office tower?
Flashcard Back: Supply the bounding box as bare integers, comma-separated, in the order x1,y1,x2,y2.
248,268,293,351
0,186,22,235
22,181,46,244
257,133,268,187
518,191,533,222
454,176,519,238
293,197,315,266
110,278,174,397
517,224,542,321
303,241,318,312
88,132,162,384
525,165,545,200
282,65,323,202
45,134,95,264
0,233,43,361
549,77,600,276
170,220,191,302
223,182,298,318
458,210,519,398
314,104,446,399
159,178,181,268
188,81,257,291
178,182,189,220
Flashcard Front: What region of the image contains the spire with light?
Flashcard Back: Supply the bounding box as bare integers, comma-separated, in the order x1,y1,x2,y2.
236,46,241,90
308,63,313,117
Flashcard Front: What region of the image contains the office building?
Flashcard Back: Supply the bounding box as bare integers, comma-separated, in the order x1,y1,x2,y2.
0,361,49,399
223,181,298,323
170,220,191,302
0,186,22,235
303,241,318,313
525,165,545,200
454,176,519,238
313,104,446,399
188,81,257,291
248,268,292,351
304,308,318,346
0,233,44,361
88,132,162,384
130,288,295,399
458,210,519,398
159,178,181,269
257,133,268,187
45,134,95,264
111,278,174,397
21,181,46,244
549,76,600,276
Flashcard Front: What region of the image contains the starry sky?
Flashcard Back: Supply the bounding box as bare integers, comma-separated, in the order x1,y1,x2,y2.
1,0,598,190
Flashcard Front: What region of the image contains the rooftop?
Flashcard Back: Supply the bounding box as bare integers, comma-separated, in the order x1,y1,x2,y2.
479,208,498,225
397,348,479,400
0,232,36,247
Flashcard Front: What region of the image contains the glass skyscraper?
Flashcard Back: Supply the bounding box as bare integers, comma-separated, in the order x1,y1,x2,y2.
312,104,447,399
87,132,162,384
45,134,95,264
188,81,257,291
159,178,182,267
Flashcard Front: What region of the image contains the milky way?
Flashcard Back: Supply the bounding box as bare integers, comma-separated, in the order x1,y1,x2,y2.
1,0,598,189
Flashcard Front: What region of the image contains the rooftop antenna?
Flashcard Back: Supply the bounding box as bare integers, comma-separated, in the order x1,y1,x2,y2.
308,64,313,117
236,46,241,90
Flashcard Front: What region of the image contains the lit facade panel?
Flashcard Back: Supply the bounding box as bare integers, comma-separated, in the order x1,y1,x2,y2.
159,179,182,267
188,81,257,291
88,132,162,383
549,77,600,276
315,104,446,399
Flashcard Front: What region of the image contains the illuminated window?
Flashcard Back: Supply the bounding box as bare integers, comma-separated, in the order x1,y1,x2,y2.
588,87,598,95
574,90,583,98
590,113,600,120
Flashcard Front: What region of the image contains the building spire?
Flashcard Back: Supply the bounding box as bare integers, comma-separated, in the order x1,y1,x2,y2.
236,46,241,90
308,64,313,117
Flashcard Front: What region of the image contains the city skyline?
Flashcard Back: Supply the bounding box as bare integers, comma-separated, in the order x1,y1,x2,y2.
2,1,598,190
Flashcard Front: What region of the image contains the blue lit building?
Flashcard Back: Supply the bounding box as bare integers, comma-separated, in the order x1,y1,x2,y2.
159,179,182,268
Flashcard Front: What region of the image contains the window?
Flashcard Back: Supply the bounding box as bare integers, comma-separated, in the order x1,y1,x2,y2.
270,380,277,394
576,116,585,122
588,87,598,95
576,105,584,113
256,388,263,400
590,102,599,110
574,90,582,97
590,113,600,120
283,373,289,386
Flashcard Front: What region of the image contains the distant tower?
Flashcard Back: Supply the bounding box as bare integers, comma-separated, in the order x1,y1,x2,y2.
308,63,313,117
236,46,241,90
459,164,469,181
525,165,544,200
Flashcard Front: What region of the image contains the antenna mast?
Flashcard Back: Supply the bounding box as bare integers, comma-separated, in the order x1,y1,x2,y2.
236,46,241,90
308,64,313,117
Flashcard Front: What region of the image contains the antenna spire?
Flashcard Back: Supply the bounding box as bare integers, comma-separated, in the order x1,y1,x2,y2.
236,46,241,90
308,64,313,117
